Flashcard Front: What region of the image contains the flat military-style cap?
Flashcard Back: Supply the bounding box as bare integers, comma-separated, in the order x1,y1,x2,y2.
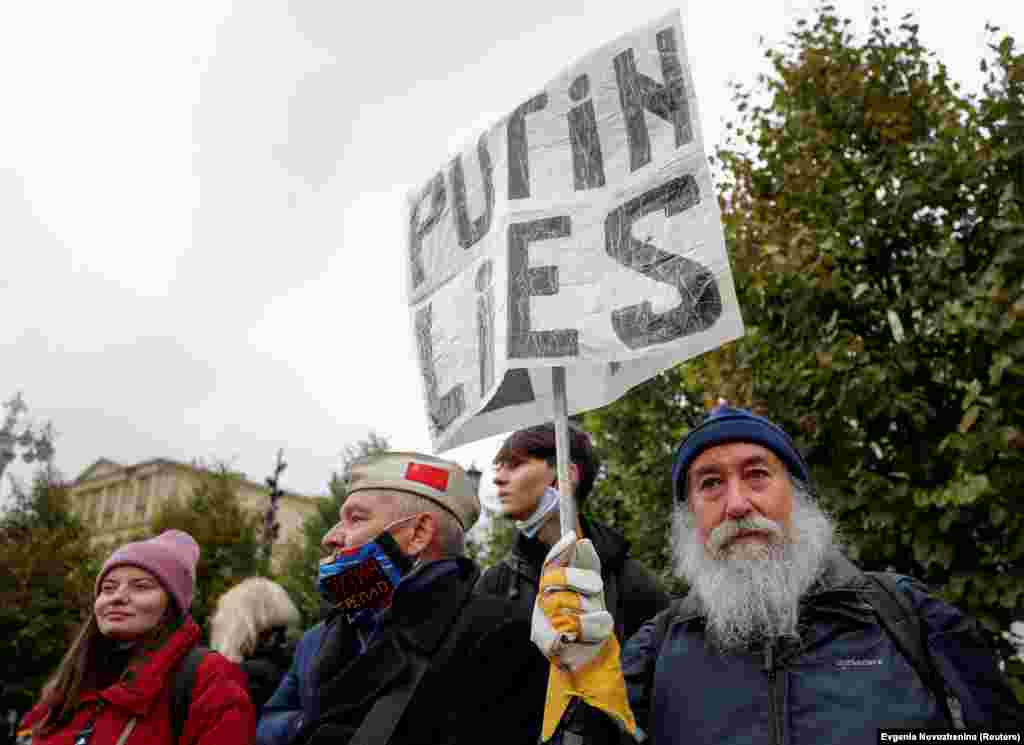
348,451,481,531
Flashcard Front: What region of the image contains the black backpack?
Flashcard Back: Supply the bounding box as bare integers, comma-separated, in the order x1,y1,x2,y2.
169,646,209,745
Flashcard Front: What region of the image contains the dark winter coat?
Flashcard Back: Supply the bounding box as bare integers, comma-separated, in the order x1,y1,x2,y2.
621,552,1024,745
256,623,325,745
295,557,547,745
477,516,671,643
241,630,296,716
20,619,255,745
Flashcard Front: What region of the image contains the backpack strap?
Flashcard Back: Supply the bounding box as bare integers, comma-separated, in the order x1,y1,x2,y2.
347,652,431,745
603,568,623,643
498,557,515,599
114,717,138,745
171,645,210,745
651,595,698,650
505,554,539,601
643,596,690,702
340,573,477,745
863,573,959,726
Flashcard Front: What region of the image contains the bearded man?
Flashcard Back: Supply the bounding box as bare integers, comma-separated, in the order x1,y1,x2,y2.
532,406,1022,745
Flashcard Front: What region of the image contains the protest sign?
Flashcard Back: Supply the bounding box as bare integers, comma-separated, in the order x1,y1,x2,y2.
406,10,745,453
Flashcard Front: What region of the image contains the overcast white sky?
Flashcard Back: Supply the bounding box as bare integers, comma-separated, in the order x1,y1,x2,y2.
2,1,1020,501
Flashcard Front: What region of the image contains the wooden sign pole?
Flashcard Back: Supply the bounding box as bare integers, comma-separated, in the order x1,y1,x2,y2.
551,366,578,538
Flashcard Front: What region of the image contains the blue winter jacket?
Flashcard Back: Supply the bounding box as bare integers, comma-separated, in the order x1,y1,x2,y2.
621,552,1022,745
255,622,325,745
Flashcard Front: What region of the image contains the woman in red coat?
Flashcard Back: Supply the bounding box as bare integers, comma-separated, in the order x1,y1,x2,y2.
18,530,256,745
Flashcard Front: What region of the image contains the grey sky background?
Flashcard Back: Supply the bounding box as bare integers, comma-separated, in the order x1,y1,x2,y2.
2,1,1021,502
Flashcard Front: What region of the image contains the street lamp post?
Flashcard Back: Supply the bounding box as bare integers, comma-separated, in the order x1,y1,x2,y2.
465,464,482,498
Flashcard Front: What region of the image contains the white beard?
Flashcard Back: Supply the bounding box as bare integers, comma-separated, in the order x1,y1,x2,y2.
672,484,836,652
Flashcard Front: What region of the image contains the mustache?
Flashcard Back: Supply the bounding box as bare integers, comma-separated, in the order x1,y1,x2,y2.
706,515,785,556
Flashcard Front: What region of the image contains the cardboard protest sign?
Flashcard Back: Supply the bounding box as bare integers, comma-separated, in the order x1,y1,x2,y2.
407,10,745,453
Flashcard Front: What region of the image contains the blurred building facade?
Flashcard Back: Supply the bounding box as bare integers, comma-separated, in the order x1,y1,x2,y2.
68,458,319,563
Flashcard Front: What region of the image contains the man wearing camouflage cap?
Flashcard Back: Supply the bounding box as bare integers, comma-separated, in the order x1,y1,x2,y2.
288,451,547,745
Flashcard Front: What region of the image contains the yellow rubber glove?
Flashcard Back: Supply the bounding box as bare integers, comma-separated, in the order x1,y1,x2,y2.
532,533,637,741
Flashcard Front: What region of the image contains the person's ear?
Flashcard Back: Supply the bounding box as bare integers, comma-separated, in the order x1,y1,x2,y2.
406,513,436,556
549,463,580,492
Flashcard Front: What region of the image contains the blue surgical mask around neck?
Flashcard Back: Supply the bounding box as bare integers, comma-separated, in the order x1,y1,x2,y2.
515,486,560,538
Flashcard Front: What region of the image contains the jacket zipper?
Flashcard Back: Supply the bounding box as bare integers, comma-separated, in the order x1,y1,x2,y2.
763,641,783,745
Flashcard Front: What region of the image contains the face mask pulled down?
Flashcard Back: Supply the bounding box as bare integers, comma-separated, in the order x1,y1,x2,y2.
317,518,417,619
515,486,561,538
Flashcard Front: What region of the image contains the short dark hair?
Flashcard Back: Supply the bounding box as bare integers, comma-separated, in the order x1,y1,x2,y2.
494,423,599,503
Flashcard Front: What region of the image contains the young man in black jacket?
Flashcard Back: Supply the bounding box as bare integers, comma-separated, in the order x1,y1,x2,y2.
478,423,669,649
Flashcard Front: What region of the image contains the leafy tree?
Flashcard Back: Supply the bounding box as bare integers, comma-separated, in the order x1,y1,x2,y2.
0,393,55,488
582,367,703,594
150,465,265,633
274,433,390,627
466,506,517,569
0,471,98,713
705,2,1023,640
588,4,1024,682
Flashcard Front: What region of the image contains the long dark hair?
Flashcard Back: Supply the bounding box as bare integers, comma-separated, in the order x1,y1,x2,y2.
33,599,184,736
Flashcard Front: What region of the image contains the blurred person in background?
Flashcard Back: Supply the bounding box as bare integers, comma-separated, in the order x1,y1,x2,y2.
254,622,326,745
210,576,301,715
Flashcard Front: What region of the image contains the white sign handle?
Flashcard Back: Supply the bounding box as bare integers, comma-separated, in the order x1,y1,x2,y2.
551,366,578,539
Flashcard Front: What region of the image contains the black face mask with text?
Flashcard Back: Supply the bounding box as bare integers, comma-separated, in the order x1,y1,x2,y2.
317,525,416,619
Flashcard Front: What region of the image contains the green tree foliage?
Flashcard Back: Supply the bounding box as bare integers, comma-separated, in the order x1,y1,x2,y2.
583,368,704,593
0,472,99,712
274,433,390,627
466,506,517,569
706,3,1023,635
150,465,264,633
588,5,1023,678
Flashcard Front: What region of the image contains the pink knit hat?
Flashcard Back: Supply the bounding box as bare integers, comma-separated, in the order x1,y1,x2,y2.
96,530,200,612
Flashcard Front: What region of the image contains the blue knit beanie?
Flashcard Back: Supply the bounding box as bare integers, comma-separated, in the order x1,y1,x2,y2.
672,406,811,501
